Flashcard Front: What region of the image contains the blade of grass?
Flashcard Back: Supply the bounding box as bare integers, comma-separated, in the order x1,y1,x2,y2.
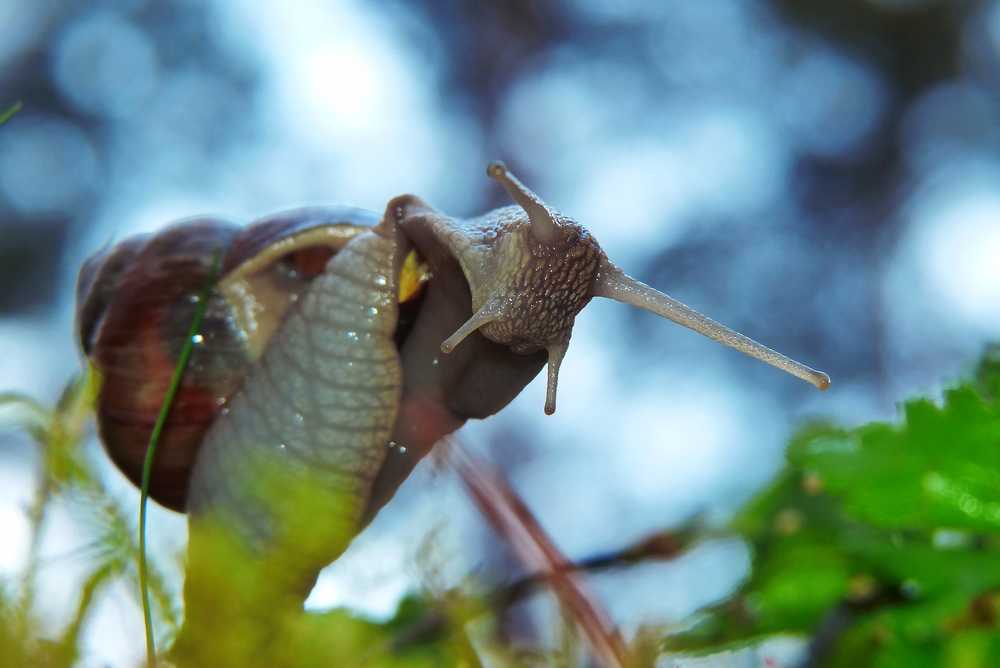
10,369,100,643
139,251,221,666
2,392,54,645
0,392,52,442
0,101,22,125
52,563,115,668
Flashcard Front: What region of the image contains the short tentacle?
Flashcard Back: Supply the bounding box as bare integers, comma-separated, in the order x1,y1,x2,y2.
440,300,505,354
544,339,570,415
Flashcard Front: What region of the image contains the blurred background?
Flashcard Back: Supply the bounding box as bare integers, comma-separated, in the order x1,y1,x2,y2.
2,0,1000,664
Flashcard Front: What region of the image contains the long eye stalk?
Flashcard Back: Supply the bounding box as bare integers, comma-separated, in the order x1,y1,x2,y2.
594,260,831,390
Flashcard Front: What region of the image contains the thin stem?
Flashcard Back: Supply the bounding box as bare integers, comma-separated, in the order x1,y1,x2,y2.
138,251,221,667
0,100,22,125
53,563,115,667
17,476,52,635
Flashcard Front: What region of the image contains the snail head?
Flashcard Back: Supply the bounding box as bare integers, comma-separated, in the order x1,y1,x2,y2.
395,161,830,417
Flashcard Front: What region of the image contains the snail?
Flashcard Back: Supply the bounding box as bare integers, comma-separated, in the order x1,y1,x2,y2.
77,162,829,613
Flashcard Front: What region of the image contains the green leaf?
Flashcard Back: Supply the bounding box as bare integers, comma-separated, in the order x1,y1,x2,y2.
791,388,1000,532
138,250,221,665
666,345,1000,663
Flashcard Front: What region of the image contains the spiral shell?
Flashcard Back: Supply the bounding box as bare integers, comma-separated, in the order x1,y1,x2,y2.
77,207,376,510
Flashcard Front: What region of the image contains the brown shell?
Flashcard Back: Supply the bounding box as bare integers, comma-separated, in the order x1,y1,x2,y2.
78,206,378,511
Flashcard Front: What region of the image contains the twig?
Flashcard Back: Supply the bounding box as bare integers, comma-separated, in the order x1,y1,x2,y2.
390,528,698,655
495,529,699,610
448,440,629,668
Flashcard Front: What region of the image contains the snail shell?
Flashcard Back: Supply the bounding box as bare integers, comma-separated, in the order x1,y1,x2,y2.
77,207,376,511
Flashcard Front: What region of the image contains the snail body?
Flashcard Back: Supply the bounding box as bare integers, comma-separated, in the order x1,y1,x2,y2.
77,162,830,605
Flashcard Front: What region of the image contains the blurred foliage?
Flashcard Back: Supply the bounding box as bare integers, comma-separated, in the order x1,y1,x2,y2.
0,367,638,667
0,367,485,667
666,345,1000,667
0,369,179,668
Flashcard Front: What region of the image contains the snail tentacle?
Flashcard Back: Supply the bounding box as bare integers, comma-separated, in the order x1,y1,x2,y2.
544,338,570,415
440,299,505,354
593,259,831,390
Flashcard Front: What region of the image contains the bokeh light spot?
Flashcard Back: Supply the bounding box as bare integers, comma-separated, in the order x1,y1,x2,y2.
779,49,888,159
0,116,100,215
52,11,158,118
908,168,1000,330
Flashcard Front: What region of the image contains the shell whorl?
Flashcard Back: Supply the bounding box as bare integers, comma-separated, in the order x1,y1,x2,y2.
78,207,378,510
